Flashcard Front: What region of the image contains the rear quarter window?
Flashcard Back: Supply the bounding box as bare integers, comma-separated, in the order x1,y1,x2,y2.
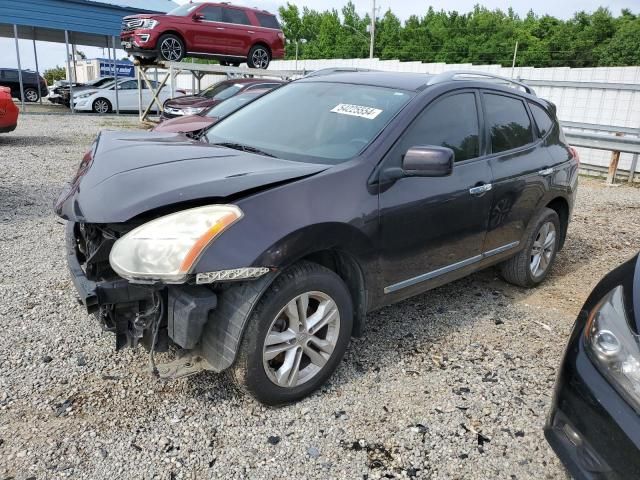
222,8,251,25
529,102,554,137
256,13,280,29
484,93,534,153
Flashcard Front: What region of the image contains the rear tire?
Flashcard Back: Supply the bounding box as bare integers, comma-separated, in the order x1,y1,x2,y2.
157,34,185,62
92,98,112,114
24,88,39,102
247,45,271,69
500,208,560,288
232,261,353,405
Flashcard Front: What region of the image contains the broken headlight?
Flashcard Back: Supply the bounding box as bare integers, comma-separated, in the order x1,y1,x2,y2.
109,205,242,283
585,286,640,411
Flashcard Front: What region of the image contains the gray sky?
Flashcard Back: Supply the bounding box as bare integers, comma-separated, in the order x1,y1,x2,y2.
2,0,638,73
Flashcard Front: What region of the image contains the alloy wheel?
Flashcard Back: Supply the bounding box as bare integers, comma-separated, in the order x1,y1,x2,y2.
94,99,109,114
251,48,270,69
160,38,183,61
262,291,340,388
530,221,556,277
25,89,39,102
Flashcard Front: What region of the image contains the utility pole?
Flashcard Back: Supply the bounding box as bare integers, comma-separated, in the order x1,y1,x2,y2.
511,41,519,78
369,0,375,59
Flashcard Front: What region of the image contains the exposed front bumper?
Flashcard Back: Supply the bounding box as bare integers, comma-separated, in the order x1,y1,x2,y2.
545,317,640,480
65,222,151,313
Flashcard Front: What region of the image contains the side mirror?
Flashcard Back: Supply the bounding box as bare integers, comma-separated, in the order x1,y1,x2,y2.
402,145,454,177
192,13,205,21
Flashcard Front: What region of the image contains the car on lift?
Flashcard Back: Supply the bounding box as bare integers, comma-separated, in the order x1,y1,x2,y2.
154,87,277,138
120,2,285,69
72,78,185,113
161,77,284,120
55,71,578,405
0,86,19,132
546,252,640,479
0,68,48,102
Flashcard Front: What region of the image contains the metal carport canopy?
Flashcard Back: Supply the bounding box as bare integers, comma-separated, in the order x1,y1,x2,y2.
0,0,176,46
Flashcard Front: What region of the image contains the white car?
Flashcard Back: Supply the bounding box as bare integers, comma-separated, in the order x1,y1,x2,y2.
72,78,184,113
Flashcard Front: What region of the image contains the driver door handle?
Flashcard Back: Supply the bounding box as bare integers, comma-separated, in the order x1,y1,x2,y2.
469,183,492,196
216,27,225,30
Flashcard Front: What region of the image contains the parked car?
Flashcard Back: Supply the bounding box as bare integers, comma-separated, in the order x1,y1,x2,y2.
154,88,276,138
0,86,19,132
55,71,578,405
120,2,285,68
162,77,284,119
72,78,185,113
546,252,640,479
61,77,115,106
0,68,48,102
48,80,78,105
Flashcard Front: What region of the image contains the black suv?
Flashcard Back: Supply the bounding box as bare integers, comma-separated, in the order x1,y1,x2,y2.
0,68,48,102
55,71,578,405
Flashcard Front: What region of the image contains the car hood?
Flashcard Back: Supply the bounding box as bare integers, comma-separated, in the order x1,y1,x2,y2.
154,115,217,133
165,95,219,109
55,130,329,223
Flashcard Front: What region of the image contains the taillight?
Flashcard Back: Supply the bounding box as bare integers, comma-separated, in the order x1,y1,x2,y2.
569,146,580,165
278,32,285,41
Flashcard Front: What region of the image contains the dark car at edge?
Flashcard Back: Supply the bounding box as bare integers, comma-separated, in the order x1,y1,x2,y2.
546,252,640,479
161,77,284,119
55,71,579,405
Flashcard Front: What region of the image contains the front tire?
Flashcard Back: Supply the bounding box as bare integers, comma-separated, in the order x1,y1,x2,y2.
247,45,271,69
92,98,112,114
158,34,185,62
232,261,353,405
500,208,560,287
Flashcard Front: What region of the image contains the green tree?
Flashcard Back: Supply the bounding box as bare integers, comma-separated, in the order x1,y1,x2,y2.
43,66,66,84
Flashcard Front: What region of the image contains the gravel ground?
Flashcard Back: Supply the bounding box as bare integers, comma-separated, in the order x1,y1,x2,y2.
1,114,639,480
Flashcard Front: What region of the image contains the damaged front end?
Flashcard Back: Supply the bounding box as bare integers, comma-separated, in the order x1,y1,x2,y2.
66,220,219,377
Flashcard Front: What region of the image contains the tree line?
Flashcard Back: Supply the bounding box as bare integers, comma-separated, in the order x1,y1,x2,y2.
277,3,640,67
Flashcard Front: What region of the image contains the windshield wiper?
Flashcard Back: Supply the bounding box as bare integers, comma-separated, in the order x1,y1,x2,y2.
211,142,277,158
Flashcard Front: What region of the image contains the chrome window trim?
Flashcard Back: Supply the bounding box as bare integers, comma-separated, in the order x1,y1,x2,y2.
384,241,520,294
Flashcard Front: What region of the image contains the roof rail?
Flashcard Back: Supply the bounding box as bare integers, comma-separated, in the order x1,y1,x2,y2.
427,71,536,95
304,67,378,78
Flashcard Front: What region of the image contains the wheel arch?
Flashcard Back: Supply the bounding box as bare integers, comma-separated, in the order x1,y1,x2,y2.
250,41,272,56
158,30,187,50
545,196,570,249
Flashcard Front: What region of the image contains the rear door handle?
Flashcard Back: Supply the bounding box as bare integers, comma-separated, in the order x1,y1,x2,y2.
538,167,554,176
469,183,492,196
216,27,225,30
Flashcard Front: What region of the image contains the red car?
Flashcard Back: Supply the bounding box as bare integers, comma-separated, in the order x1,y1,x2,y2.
121,2,285,69
0,86,18,133
154,88,272,138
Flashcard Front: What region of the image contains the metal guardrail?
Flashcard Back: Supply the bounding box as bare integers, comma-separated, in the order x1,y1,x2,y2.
561,121,640,136
524,79,640,92
564,131,640,155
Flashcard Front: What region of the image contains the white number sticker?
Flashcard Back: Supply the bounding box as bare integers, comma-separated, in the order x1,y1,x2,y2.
331,103,383,120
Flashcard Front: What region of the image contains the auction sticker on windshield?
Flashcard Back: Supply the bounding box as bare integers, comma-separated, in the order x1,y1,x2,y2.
331,104,383,120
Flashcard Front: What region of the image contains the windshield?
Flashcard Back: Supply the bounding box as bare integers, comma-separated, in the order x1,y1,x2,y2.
205,93,261,118
205,82,413,163
167,4,200,16
202,82,242,100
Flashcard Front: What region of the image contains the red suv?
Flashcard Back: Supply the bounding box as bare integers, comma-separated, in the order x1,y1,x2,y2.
121,2,285,69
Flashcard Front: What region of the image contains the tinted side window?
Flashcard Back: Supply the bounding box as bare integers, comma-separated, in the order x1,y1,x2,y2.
391,92,480,166
484,93,533,153
119,81,137,90
200,6,222,21
223,8,251,25
3,70,19,81
256,13,280,29
529,102,553,137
